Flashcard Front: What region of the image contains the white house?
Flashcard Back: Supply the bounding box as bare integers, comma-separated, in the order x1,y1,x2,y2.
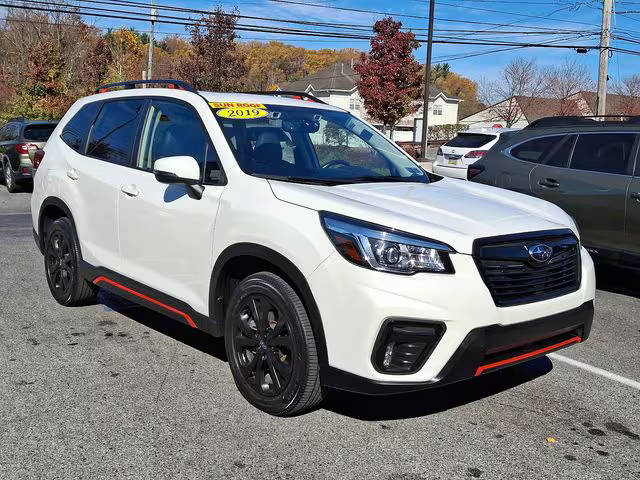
281,61,460,142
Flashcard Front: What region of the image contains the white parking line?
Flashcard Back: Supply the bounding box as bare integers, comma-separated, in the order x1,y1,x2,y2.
550,353,640,391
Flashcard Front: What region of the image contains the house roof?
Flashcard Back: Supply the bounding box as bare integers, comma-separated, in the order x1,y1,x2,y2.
515,96,581,121
281,61,455,100
573,91,640,115
462,91,640,122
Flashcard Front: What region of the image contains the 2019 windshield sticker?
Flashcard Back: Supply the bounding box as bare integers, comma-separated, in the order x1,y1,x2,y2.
216,108,269,119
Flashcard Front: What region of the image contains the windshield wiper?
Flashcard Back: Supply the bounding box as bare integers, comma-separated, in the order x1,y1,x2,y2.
342,175,428,184
253,174,345,186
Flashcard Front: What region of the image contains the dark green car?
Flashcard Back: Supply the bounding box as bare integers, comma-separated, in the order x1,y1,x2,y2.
0,118,57,192
469,117,640,267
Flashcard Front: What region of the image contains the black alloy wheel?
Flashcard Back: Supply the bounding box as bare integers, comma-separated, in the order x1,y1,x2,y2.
46,227,75,300
43,217,97,306
225,272,323,416
233,293,294,396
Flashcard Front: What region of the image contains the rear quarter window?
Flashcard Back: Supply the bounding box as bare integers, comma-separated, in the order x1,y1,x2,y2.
509,135,565,163
445,133,497,148
61,102,102,153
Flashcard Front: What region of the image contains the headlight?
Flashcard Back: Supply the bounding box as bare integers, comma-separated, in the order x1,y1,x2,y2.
320,212,455,274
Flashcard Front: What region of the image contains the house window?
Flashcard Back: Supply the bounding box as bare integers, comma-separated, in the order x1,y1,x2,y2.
350,97,361,111
433,104,443,116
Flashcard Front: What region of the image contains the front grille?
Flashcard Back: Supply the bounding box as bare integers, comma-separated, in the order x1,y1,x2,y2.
474,230,581,307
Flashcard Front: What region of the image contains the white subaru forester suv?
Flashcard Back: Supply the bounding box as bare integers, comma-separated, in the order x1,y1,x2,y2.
31,80,595,416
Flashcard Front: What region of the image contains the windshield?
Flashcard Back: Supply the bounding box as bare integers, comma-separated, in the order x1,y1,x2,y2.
212,103,428,185
445,133,496,148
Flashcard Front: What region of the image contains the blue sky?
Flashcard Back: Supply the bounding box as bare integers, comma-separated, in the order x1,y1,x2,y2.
3,0,640,84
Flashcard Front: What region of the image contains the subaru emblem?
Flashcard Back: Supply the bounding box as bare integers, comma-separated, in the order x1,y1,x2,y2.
528,244,552,263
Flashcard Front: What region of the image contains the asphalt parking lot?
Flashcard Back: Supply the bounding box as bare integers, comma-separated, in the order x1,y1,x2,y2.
1,189,639,480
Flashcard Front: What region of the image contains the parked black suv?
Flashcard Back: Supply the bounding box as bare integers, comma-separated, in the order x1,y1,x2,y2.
469,116,640,267
0,118,58,192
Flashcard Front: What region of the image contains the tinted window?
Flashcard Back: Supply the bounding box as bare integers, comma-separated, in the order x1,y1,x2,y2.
215,105,426,183
446,133,496,148
137,100,222,183
0,125,8,142
510,135,565,163
24,124,56,142
87,99,145,165
61,102,102,153
309,118,392,175
544,135,575,168
570,133,636,175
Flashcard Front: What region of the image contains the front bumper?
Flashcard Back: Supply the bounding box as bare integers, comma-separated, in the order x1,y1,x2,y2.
322,300,593,394
308,246,596,388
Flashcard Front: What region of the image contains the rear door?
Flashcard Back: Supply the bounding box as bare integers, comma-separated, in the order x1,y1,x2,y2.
117,98,226,313
62,98,146,270
531,132,637,251
489,134,567,194
622,142,640,258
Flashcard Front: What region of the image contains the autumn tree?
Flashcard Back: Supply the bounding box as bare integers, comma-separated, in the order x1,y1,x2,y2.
104,28,145,84
541,58,592,115
240,41,306,90
478,57,543,127
435,72,480,119
613,74,640,115
355,17,422,138
179,8,247,91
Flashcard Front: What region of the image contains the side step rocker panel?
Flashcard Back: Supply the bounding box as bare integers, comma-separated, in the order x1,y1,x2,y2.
80,261,222,336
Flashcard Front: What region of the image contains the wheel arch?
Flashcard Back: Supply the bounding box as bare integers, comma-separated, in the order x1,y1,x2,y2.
210,243,328,366
38,196,81,256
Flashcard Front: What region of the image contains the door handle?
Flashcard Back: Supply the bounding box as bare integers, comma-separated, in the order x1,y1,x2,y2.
120,184,139,197
631,192,640,202
66,168,79,181
538,178,560,188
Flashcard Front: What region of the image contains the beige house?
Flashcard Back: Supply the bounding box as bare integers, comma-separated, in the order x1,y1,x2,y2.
461,91,640,128
281,61,460,142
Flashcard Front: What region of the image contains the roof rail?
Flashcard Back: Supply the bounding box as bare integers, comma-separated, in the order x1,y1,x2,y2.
95,79,197,94
526,115,640,129
241,91,327,104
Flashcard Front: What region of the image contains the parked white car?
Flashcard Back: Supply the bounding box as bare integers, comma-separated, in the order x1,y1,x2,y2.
31,81,594,416
433,128,518,179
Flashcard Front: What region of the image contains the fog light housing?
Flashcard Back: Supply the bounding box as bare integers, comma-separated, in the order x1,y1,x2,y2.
372,320,445,374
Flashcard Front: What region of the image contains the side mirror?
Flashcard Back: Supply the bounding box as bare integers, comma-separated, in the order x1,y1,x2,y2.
153,156,204,199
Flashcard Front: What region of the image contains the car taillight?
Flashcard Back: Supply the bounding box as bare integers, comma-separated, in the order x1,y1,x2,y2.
436,147,443,156
467,164,485,180
33,149,45,169
15,143,37,154
464,150,487,158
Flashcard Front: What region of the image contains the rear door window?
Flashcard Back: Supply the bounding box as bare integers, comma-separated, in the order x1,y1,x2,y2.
543,135,576,168
24,124,56,142
510,135,565,163
87,99,145,166
570,133,637,175
61,102,102,153
445,133,496,148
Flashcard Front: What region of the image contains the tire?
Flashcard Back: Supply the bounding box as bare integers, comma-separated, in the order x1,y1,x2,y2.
224,272,324,416
43,217,97,306
5,162,19,193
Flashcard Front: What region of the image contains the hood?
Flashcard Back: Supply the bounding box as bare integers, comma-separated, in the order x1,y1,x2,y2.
268,178,577,255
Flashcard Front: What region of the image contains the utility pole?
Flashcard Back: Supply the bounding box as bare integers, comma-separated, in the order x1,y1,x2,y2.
596,0,613,116
147,2,156,81
420,0,435,159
